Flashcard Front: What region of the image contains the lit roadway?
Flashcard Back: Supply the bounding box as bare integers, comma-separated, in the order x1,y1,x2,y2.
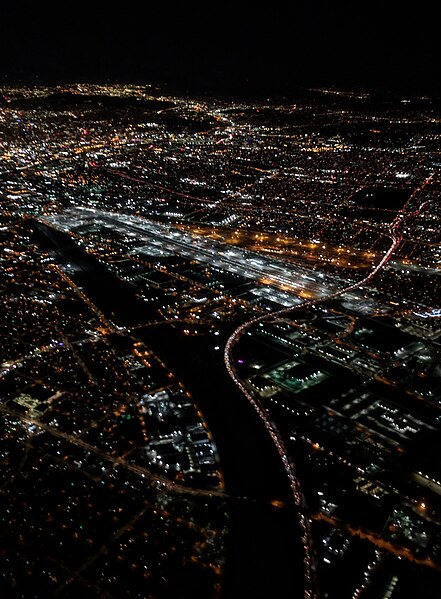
40,204,408,599
3,235,226,502
223,177,433,599
0,402,226,499
42,175,432,599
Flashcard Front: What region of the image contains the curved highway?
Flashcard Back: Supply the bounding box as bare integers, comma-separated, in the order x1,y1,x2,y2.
223,175,433,599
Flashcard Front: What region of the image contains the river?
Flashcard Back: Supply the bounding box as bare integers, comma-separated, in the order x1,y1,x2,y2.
31,219,307,598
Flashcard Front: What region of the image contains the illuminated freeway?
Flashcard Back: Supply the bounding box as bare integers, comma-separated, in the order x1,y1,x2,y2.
41,184,431,599
222,179,433,599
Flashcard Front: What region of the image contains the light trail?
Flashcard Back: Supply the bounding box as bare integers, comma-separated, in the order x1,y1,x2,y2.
223,179,433,599
41,177,433,598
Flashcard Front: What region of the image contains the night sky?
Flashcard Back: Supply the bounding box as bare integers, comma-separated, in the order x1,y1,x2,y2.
1,2,439,94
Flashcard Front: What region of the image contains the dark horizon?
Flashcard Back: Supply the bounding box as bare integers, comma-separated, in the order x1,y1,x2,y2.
1,3,439,96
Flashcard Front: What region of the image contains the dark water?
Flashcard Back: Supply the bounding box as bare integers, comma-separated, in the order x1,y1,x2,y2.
138,327,306,599
30,220,308,599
